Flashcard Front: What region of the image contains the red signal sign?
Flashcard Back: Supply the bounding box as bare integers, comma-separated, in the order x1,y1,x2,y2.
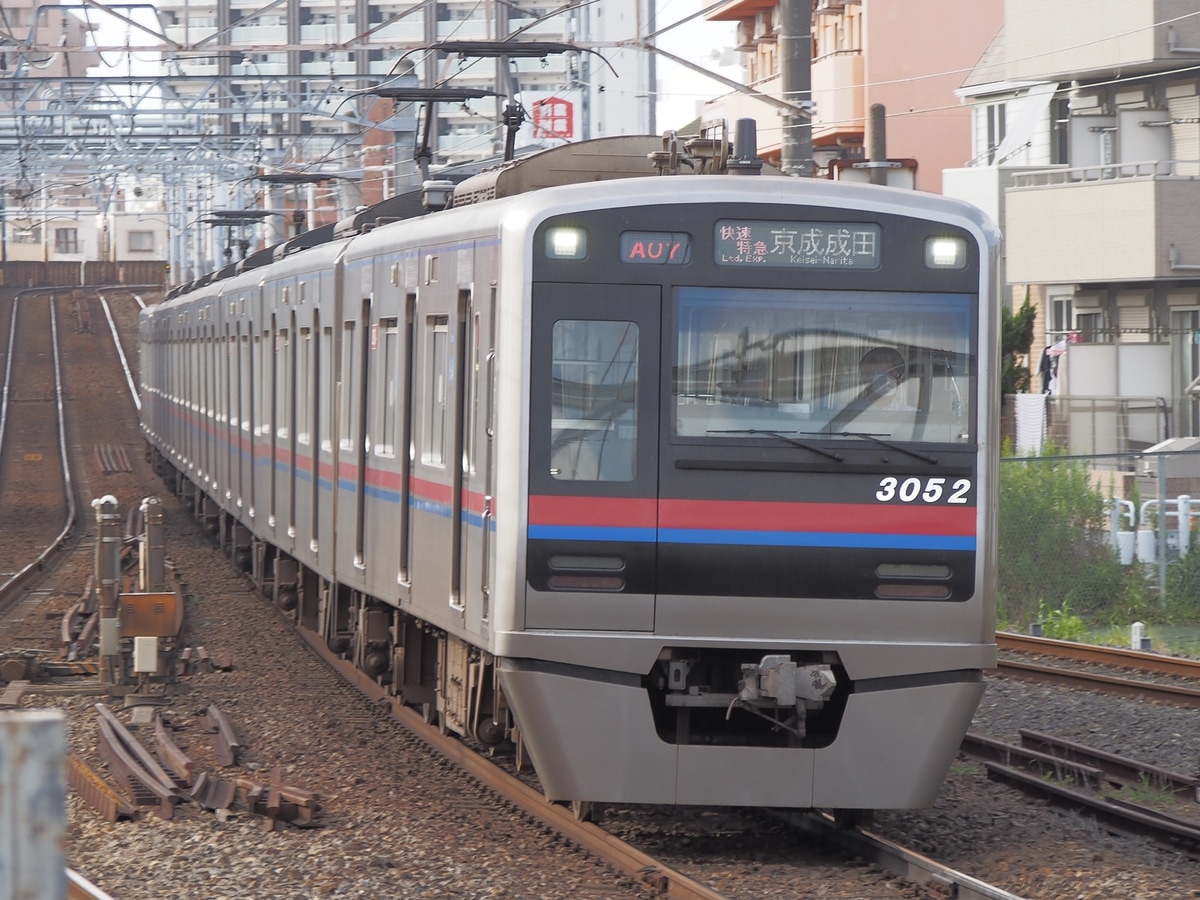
532,98,574,139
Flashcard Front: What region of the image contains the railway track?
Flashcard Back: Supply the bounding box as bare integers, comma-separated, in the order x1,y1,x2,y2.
0,288,1023,899
977,631,1200,856
996,631,1200,707
0,291,76,602
1,287,1197,897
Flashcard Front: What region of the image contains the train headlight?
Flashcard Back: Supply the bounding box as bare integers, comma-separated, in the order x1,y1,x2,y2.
545,227,588,260
925,236,966,269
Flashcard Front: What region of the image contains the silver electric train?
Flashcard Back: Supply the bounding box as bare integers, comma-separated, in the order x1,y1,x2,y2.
140,125,1000,816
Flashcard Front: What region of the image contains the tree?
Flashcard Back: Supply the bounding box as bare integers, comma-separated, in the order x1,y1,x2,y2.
1001,291,1036,398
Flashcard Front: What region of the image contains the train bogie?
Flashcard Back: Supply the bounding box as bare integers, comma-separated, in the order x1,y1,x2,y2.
141,133,1000,813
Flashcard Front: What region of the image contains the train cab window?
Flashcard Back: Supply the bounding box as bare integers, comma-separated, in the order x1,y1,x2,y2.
673,287,974,445
549,319,638,481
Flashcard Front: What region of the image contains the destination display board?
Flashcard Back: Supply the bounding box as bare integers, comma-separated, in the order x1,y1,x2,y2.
715,220,881,269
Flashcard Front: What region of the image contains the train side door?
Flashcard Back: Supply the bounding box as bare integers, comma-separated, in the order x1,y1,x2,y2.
525,283,661,631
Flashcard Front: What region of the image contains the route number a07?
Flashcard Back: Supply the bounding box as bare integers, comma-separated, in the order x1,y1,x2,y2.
875,476,971,504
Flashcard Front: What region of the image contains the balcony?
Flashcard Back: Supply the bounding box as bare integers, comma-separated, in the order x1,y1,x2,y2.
368,21,426,44
231,24,287,44
1006,0,1200,80
811,50,862,145
1005,161,1200,284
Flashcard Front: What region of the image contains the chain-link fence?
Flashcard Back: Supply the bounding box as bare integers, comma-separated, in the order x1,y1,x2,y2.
999,439,1200,653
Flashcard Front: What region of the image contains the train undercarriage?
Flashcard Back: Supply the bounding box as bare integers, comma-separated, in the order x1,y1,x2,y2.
153,451,515,762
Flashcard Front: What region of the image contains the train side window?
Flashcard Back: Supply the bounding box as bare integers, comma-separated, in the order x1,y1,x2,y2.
339,322,356,451
424,315,449,466
320,326,333,452
550,319,638,482
376,318,399,457
275,327,290,440
297,327,312,445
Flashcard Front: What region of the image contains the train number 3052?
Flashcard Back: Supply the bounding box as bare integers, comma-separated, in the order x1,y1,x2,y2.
875,476,971,504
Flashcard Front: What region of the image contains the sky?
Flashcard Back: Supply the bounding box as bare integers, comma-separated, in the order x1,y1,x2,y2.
652,2,742,130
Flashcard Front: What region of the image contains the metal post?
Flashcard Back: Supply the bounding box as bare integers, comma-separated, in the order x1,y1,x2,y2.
779,0,812,177
1158,460,1168,604
0,710,67,900
93,495,122,684
141,496,165,592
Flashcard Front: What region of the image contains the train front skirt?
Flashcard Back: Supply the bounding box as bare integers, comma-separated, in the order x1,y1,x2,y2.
499,658,985,808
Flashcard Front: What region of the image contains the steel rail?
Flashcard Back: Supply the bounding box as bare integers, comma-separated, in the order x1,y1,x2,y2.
997,631,1200,679
0,292,79,603
96,294,141,412
295,627,733,900
995,658,1200,708
67,868,117,900
770,810,1029,900
979,762,1200,850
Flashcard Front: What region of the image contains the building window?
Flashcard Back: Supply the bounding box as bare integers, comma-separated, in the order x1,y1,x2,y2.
55,228,79,254
1050,98,1070,165
1075,310,1109,343
128,230,155,253
1049,292,1073,341
13,226,40,245
986,103,1006,163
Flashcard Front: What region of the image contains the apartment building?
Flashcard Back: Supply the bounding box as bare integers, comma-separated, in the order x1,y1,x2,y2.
0,0,108,263
700,0,1002,193
150,0,651,184
2,0,654,273
947,0,1200,448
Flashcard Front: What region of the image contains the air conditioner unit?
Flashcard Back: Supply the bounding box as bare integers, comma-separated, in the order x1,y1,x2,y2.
753,11,773,41
735,21,754,50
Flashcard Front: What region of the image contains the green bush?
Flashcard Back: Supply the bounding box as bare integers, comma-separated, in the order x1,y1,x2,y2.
1166,547,1200,621
1036,598,1088,641
998,443,1127,627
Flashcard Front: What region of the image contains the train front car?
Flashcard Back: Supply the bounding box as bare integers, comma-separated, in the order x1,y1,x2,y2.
495,176,1000,812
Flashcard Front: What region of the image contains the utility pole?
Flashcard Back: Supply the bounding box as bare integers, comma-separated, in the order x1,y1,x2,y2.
779,0,813,178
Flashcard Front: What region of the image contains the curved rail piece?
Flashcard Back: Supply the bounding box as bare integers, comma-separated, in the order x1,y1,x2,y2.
198,703,240,766
95,704,182,819
153,712,196,787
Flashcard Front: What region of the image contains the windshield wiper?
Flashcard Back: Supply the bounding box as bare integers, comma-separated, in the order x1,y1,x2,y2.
707,429,843,461
814,431,939,465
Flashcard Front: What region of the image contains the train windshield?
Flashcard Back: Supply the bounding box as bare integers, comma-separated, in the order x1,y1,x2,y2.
673,287,975,444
